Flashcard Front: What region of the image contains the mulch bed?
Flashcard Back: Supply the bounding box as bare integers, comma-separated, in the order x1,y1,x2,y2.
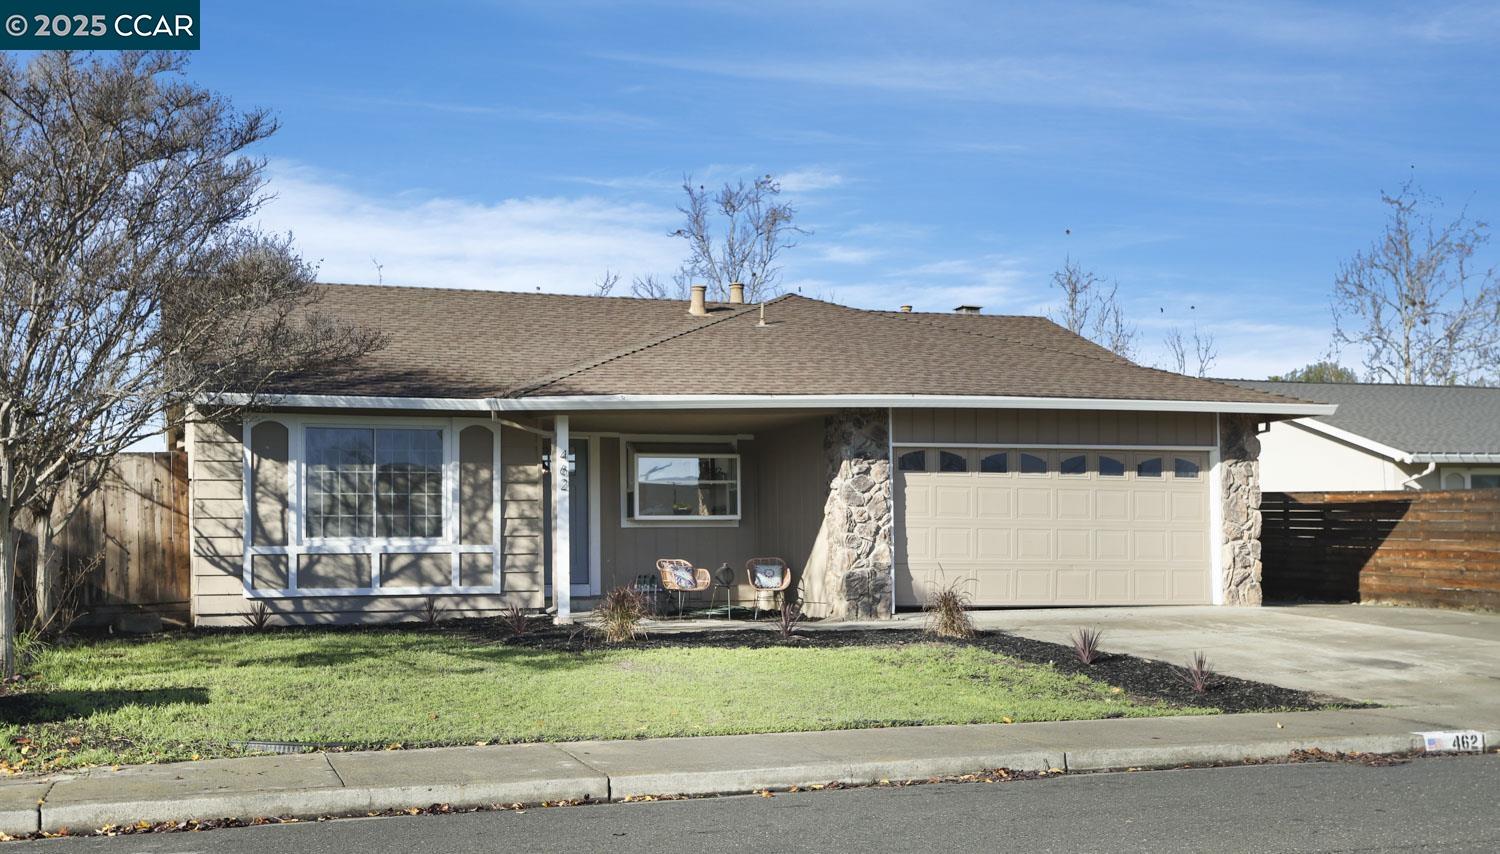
482,618,1349,714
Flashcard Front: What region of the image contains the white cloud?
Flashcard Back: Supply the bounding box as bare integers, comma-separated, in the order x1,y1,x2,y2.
600,51,1356,119
257,163,683,293
777,168,847,192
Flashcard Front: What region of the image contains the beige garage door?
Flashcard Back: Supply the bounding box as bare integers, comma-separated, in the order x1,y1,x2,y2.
895,447,1211,607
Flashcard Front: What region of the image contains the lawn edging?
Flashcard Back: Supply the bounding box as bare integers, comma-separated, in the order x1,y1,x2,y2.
3,706,1493,839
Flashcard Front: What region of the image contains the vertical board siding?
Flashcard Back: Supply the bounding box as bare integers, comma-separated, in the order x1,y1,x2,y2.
1262,489,1500,612
891,408,1215,446
33,452,192,622
595,419,826,599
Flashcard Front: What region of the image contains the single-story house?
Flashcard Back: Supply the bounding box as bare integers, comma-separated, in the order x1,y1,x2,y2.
1228,381,1500,492
186,284,1332,626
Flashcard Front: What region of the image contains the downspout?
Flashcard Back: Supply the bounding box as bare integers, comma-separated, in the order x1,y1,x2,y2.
487,398,553,437
1401,461,1436,491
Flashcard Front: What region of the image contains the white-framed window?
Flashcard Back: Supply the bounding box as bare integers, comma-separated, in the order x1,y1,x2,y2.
305,426,445,540
630,452,741,521
241,415,503,598
1441,467,1500,490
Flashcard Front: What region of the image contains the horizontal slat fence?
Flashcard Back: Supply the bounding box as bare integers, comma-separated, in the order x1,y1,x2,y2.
1261,489,1500,612
21,452,191,624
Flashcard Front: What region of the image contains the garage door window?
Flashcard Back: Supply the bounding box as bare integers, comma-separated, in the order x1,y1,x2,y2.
1174,457,1201,479
1019,453,1047,475
898,450,928,472
1099,455,1125,477
939,451,968,472
980,452,1008,473
1136,457,1163,478
1060,454,1087,476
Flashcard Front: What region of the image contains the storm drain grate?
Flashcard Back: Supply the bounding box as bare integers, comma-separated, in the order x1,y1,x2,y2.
234,739,361,755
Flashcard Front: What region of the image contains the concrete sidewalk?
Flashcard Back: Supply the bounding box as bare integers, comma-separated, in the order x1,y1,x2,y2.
3,704,1495,837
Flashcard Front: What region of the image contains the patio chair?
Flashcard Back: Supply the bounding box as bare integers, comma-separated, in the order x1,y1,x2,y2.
656,558,711,616
745,557,792,619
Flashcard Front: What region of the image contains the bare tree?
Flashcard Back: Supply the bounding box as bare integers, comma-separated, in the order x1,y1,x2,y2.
632,175,806,303
1332,180,1500,384
622,271,687,301
1163,325,1218,377
592,269,621,297
1048,258,1138,359
0,52,380,674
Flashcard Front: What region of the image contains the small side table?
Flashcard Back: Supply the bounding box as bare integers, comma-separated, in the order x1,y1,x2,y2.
709,562,736,618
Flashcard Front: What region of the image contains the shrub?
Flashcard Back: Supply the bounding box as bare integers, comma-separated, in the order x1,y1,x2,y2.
1070,627,1104,665
924,582,975,639
420,596,446,628
498,603,530,638
241,601,272,630
775,597,803,640
595,586,647,644
1175,651,1215,695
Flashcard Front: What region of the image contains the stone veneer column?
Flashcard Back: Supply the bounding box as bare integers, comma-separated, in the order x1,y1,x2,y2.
1220,413,1263,605
814,409,894,620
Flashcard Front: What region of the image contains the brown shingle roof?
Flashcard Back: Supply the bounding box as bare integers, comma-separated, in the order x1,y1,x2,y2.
275,283,1307,408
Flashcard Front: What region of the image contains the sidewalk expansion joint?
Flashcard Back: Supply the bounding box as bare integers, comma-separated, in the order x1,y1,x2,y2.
552,745,612,802
323,755,347,788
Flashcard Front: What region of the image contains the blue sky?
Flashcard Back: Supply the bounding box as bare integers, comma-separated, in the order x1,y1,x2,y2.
188,0,1500,378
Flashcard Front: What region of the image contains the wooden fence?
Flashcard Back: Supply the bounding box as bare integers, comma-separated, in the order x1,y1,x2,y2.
1261,489,1500,612
18,452,191,625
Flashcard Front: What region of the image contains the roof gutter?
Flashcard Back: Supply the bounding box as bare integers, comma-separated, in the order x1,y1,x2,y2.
209,392,1337,417
1409,452,1500,464
1290,418,1500,465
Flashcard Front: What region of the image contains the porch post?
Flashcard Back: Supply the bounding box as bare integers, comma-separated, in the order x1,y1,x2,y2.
552,415,572,624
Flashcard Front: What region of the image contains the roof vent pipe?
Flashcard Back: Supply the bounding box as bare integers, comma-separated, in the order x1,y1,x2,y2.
899,305,912,313
688,284,708,316
728,282,745,304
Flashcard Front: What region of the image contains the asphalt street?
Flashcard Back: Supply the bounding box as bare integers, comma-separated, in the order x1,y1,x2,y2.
12,754,1498,853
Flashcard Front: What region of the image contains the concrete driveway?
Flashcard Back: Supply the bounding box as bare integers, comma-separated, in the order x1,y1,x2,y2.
961,604,1500,708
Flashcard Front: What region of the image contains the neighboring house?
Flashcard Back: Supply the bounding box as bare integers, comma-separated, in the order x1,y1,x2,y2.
1230,380,1500,492
187,284,1330,626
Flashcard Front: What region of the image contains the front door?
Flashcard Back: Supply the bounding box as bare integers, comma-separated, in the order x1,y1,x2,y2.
569,438,594,596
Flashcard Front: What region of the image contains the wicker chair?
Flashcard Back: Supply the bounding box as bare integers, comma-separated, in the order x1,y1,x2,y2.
656,558,711,616
745,557,792,618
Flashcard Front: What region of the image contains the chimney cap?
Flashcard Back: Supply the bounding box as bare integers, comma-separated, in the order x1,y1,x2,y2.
954,304,982,314
899,305,913,313
728,282,745,304
688,284,708,316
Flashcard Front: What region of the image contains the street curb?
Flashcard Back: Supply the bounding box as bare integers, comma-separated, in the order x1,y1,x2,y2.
12,727,1497,836
35,778,611,837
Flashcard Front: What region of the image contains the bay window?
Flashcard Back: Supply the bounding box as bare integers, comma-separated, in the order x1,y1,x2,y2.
305,426,445,540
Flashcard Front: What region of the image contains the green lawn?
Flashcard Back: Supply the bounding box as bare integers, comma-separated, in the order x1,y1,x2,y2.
0,629,1212,772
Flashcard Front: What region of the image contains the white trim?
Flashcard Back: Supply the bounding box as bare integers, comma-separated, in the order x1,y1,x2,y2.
617,435,746,528
552,415,572,624
891,441,1216,451
1437,466,1500,488
1289,418,1414,463
491,424,504,589
631,451,743,522
240,420,254,593
240,414,504,599
1411,453,1500,464
1208,413,1225,606
214,392,1338,417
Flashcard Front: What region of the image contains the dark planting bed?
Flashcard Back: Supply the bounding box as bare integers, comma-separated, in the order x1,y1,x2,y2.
484,618,1353,714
